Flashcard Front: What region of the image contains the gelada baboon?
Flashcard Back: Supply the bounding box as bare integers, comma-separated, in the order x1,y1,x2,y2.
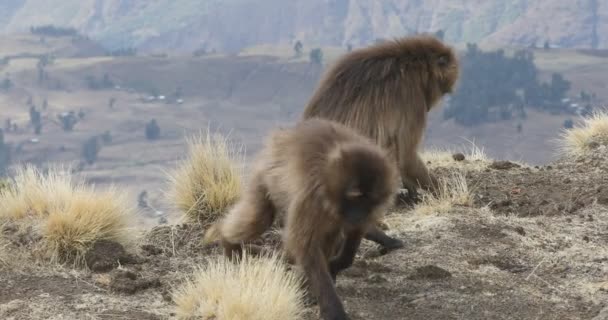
301,35,459,249
213,118,398,320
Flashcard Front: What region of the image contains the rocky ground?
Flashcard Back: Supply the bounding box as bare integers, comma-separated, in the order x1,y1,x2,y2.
1,149,608,320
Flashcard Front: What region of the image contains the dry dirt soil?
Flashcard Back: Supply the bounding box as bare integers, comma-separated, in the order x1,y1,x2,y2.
2,148,607,320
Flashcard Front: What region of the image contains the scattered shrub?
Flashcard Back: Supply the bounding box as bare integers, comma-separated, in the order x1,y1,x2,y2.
0,166,134,266
168,130,243,224
145,119,161,140
309,48,323,65
559,110,608,156
172,252,305,320
82,136,101,165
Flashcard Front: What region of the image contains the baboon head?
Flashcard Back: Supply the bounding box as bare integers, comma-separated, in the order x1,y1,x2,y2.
381,35,460,110
428,37,459,95
325,142,398,227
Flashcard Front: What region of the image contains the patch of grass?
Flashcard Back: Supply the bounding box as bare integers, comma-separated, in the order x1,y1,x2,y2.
415,170,474,215
0,165,135,266
172,252,305,320
422,140,491,171
168,129,244,225
387,170,474,231
558,109,608,157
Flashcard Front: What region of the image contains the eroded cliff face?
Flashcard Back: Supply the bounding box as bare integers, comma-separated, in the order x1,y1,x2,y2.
1,0,606,52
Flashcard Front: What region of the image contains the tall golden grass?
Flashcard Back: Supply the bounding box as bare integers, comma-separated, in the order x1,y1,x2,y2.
0,165,135,266
172,252,305,320
559,110,608,156
168,129,244,225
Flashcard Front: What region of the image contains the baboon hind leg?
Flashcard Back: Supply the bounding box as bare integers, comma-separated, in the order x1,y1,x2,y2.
219,178,276,260
330,230,364,281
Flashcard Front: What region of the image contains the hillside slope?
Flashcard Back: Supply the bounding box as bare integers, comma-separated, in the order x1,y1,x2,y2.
0,0,606,52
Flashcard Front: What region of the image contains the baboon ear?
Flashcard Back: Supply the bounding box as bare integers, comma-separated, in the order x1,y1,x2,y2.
438,55,449,67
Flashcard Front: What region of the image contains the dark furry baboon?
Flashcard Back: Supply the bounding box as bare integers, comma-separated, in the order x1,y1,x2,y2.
213,118,398,320
301,35,459,250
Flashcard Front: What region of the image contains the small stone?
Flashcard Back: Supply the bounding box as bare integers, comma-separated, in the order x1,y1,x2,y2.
85,240,137,273
408,265,452,280
452,153,465,161
514,226,526,236
489,161,521,170
367,274,388,284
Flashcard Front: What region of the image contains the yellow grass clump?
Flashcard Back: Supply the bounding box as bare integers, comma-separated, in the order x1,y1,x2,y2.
0,165,135,266
172,252,305,320
168,130,244,225
387,170,474,229
415,170,474,215
559,110,608,156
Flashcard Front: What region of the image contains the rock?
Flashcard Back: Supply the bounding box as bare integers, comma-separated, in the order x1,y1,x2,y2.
489,161,521,170
85,240,137,273
408,265,452,280
452,153,465,161
366,274,388,283
109,270,161,295
140,244,163,256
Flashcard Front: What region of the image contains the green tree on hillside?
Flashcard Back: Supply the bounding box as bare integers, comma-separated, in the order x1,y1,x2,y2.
0,129,11,176
82,136,101,165
145,119,161,140
294,41,303,58
310,48,323,65
444,43,572,126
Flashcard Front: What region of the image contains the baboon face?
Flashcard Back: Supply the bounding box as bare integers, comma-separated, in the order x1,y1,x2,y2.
331,145,396,227
432,42,459,95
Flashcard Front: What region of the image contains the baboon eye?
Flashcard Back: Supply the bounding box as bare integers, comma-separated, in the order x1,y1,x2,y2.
438,55,449,67
346,188,363,198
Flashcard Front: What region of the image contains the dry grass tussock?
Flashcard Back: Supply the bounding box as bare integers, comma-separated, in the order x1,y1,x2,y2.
558,109,608,156
421,140,491,171
168,129,244,225
172,252,306,320
0,165,135,266
415,170,475,215
387,170,474,230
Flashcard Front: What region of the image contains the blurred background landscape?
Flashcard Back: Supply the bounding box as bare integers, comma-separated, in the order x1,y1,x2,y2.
1,0,607,223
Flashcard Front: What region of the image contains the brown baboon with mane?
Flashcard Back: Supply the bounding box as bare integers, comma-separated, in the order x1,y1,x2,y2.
214,118,399,320
301,35,459,250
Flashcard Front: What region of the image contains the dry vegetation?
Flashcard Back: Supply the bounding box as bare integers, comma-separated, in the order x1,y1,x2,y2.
167,130,244,225
1,34,608,319
558,109,608,156
421,141,491,171
172,252,305,320
0,165,135,266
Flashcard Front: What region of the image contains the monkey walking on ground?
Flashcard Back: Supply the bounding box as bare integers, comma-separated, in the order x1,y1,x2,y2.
301,35,460,251
211,118,399,320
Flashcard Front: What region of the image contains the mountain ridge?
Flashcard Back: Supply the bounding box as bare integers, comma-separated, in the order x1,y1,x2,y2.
0,0,606,53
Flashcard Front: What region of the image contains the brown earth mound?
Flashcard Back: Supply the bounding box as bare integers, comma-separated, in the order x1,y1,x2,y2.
1,150,607,319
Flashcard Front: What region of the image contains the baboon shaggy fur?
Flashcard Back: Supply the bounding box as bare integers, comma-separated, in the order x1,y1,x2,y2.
214,118,399,320
302,35,459,251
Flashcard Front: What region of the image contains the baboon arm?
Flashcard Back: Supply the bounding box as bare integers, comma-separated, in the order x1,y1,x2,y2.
364,226,404,253
330,230,363,280
400,152,437,193
300,247,350,320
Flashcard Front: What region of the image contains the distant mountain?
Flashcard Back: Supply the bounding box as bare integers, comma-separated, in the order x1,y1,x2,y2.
0,0,606,53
